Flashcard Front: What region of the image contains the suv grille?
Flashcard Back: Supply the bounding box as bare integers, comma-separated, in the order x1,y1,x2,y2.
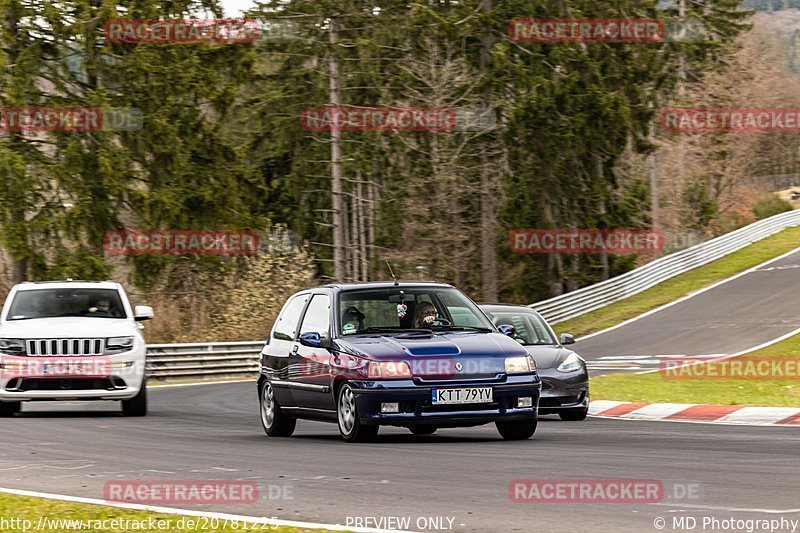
25,339,105,356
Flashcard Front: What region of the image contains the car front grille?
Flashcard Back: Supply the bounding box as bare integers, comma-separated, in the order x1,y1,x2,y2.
25,339,105,356
6,377,125,392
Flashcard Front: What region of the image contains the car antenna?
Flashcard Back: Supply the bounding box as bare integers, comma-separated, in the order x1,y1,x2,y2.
385,259,399,286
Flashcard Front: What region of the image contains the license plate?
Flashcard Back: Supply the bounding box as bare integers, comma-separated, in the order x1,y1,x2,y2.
431,387,492,405
42,362,91,376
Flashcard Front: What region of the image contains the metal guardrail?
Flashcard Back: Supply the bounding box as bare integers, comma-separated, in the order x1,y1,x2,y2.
531,210,800,324
146,341,262,380
145,211,800,379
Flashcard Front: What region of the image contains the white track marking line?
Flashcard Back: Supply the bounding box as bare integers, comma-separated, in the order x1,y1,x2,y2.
573,244,800,342
0,486,412,533
653,502,800,514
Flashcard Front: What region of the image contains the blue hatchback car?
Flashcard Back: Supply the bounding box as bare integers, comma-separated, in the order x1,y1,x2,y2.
257,282,541,442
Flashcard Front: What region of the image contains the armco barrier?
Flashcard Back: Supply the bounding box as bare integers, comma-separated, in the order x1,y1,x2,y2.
144,211,800,379
146,341,262,380
531,210,800,323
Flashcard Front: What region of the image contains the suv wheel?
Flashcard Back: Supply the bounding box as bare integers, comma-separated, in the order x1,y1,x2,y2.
337,384,378,443
259,381,296,437
496,418,537,440
0,401,21,417
122,380,147,416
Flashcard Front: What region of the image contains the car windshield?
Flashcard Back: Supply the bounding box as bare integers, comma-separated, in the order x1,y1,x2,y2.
338,287,494,336
7,288,127,320
485,311,557,346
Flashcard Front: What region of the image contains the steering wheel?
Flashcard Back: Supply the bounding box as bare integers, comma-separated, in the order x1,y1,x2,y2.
432,317,452,326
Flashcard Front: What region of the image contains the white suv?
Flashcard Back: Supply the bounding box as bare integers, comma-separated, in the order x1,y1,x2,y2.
0,281,152,416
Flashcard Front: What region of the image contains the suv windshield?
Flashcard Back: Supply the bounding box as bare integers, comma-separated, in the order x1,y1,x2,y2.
485,311,557,346
338,286,493,336
7,289,127,320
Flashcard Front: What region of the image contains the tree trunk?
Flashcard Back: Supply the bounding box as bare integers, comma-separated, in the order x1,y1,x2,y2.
329,16,345,281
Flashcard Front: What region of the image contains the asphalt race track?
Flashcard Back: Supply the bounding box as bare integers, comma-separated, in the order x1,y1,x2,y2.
4,250,800,532
2,382,799,532
575,248,800,374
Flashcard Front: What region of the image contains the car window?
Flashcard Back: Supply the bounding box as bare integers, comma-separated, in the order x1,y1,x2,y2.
298,294,331,338
488,311,557,345
7,288,127,320
338,287,493,334
273,294,309,341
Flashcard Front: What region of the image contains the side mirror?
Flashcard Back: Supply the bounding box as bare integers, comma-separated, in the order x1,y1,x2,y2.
134,305,154,321
560,333,575,345
298,332,331,349
498,324,516,337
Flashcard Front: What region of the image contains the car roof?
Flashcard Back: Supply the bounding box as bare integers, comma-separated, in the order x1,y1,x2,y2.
480,303,540,313
13,280,121,291
317,281,455,291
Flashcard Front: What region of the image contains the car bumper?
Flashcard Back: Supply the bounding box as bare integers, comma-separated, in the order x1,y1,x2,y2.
349,376,541,427
536,369,588,414
0,351,146,402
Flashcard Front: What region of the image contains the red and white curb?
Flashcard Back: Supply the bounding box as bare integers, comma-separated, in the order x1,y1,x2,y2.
589,400,800,426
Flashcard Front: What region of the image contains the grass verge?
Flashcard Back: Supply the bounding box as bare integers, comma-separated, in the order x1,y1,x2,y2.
553,226,800,338
590,332,800,407
0,493,318,532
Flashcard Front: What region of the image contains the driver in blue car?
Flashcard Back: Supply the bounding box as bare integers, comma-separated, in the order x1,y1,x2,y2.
342,306,366,334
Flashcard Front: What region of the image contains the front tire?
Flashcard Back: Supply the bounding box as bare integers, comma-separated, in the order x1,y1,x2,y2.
122,381,147,417
337,384,378,443
559,407,588,421
259,381,296,437
496,418,537,440
0,401,21,417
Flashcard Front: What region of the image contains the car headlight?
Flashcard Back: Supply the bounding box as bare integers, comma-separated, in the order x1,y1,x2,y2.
105,336,135,355
557,353,584,373
505,355,536,374
367,361,412,379
0,338,25,355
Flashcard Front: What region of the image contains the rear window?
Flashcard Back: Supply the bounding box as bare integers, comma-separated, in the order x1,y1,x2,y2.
7,288,127,320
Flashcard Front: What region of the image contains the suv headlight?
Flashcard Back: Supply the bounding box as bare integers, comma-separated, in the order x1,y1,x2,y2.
0,338,25,355
505,355,536,374
105,336,134,355
556,353,584,373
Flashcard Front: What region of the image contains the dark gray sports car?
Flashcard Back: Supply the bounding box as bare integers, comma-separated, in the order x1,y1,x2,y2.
480,304,588,421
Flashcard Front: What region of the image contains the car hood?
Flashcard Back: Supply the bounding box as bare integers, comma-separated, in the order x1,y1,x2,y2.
334,332,529,379
521,344,576,370
0,317,136,338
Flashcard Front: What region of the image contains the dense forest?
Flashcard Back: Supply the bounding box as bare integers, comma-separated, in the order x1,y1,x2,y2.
0,0,787,340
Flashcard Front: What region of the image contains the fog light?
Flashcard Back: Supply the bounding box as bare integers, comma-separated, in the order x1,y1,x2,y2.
518,397,533,408
381,402,400,413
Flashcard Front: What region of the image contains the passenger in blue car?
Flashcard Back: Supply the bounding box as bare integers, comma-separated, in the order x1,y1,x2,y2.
413,302,438,328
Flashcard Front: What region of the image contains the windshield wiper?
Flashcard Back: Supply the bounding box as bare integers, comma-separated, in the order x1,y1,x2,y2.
433,325,493,332
355,327,432,335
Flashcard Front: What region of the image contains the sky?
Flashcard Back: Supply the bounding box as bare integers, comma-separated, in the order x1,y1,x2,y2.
221,0,255,16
